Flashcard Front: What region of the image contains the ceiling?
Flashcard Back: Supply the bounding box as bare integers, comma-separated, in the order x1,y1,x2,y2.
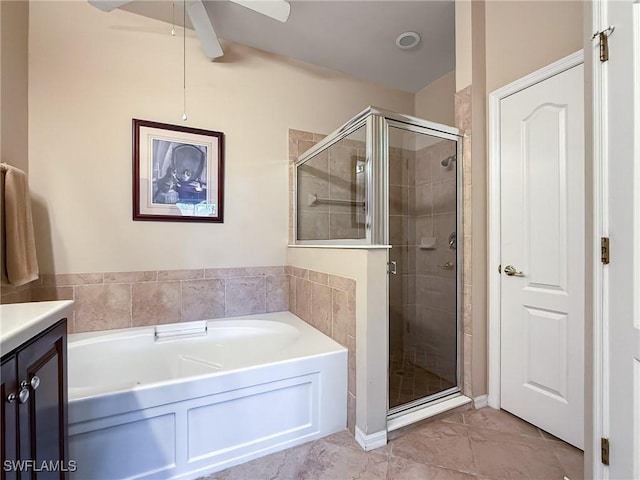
120,1,455,94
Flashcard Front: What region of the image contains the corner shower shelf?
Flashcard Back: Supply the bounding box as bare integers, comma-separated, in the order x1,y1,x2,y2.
419,237,437,249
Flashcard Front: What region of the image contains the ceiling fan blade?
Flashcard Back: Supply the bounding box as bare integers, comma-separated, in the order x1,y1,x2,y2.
228,0,291,23
88,0,134,12
186,0,224,59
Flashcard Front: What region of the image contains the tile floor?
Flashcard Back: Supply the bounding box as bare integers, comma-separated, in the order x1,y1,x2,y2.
388,348,456,408
203,407,584,480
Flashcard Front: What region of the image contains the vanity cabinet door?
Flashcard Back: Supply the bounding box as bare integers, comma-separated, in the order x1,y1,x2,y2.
1,356,19,480
17,321,68,480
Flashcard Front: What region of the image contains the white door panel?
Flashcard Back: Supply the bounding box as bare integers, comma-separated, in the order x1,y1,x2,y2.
500,64,584,449
523,104,568,291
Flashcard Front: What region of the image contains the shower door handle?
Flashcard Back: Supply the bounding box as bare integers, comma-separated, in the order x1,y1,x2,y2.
388,261,397,275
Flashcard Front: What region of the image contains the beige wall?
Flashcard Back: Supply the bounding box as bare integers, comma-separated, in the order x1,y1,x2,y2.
455,0,472,90
28,1,413,275
453,0,583,397
470,0,488,398
456,1,583,93
485,1,584,93
1,0,29,173
414,70,456,126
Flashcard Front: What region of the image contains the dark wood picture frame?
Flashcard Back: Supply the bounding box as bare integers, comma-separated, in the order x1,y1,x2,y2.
132,119,224,223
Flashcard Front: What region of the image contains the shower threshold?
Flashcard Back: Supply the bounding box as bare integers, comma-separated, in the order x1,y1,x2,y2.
387,391,472,432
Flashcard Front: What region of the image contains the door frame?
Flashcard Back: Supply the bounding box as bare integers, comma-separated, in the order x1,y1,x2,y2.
487,50,585,409
589,3,606,477
589,0,640,477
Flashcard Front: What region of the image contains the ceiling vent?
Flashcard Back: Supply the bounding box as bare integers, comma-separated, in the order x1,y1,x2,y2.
395,31,421,50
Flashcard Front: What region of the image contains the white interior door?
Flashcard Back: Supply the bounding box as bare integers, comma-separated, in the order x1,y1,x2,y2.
499,64,585,449
602,0,640,477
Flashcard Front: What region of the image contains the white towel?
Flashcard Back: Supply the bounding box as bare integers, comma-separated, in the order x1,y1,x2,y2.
1,163,39,286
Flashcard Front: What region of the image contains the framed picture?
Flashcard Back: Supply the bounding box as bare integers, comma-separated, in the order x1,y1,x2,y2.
132,119,224,222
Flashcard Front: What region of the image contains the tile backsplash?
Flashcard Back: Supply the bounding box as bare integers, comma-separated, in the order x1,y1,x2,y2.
455,84,473,398
286,265,357,434
0,281,35,304
2,264,358,434
12,267,288,333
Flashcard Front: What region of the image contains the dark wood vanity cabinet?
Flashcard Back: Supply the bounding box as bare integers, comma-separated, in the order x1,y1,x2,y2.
1,320,68,480
1,356,19,479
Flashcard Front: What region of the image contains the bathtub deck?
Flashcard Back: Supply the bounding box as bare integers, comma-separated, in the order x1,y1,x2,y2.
67,312,347,480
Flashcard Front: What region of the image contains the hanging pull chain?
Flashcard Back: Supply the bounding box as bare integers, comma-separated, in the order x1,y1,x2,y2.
182,0,188,121
171,2,176,36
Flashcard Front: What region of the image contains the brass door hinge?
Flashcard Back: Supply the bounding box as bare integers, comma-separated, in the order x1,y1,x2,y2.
592,26,615,62
601,437,610,465
601,237,610,264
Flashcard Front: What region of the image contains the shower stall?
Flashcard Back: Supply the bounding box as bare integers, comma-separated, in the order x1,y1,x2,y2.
294,106,463,420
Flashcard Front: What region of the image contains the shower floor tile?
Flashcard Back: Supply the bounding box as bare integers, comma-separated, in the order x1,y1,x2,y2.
388,347,456,409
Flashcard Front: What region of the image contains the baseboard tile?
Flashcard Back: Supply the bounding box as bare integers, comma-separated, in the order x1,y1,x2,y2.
473,394,489,409
355,426,387,451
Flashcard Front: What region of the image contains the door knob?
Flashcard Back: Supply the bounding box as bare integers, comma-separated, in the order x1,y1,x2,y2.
18,382,29,404
504,265,524,277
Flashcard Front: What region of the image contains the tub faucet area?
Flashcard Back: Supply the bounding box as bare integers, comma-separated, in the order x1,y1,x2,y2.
154,321,208,341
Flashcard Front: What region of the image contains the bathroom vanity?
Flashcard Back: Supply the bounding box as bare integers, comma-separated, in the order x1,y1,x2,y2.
1,300,74,479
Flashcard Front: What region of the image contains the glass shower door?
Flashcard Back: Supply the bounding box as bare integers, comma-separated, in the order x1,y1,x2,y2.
387,123,460,412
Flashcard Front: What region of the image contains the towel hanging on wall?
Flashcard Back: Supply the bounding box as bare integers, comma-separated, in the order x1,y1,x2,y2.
1,163,39,286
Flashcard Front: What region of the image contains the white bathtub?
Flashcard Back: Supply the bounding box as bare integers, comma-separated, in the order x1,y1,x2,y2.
67,311,347,480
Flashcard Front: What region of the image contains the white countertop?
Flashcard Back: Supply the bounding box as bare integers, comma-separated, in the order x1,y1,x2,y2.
0,300,74,355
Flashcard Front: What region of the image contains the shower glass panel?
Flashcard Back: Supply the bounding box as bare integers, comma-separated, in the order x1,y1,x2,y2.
296,125,367,241
294,107,462,421
387,125,459,412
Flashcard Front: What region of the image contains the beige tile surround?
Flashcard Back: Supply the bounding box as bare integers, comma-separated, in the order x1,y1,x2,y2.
295,134,366,242
286,265,357,434
1,264,357,432
288,130,359,432
4,267,291,332
455,85,473,398
0,280,36,304
388,136,459,408
289,129,328,243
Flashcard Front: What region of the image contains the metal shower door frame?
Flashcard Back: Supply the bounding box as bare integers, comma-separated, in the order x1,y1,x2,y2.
383,118,464,418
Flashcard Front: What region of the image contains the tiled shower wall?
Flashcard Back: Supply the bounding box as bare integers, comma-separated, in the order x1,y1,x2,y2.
296,138,366,241
291,130,366,242
388,146,415,358
389,139,457,384
410,139,458,383
289,129,326,243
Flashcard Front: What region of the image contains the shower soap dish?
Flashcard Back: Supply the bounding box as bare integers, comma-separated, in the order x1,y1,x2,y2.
419,237,436,249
